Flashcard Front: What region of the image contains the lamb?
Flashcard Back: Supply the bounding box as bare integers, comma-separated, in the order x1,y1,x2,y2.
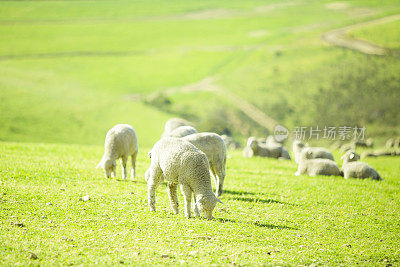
162,118,193,137
182,132,227,197
97,124,138,179
295,149,341,177
145,137,222,219
243,137,290,159
340,151,382,180
164,126,198,138
292,141,334,164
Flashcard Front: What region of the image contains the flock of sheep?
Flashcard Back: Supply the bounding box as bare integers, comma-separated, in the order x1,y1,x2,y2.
97,118,389,220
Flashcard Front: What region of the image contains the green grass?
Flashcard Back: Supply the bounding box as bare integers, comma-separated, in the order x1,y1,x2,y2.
1,0,400,146
349,19,400,49
1,141,400,265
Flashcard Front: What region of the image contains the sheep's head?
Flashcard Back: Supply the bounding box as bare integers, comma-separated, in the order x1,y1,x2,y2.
196,194,223,220
341,150,360,163
247,137,259,152
293,140,305,150
301,147,314,160
97,159,116,178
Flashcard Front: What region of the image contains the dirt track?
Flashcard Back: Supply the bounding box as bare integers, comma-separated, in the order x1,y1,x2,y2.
139,77,279,132
322,14,400,55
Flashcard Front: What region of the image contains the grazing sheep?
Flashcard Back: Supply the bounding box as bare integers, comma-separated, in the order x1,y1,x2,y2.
340,151,382,180
295,149,341,177
292,141,334,164
243,137,290,159
182,133,227,197
146,137,222,219
97,124,138,179
361,149,394,159
162,118,193,137
164,126,198,138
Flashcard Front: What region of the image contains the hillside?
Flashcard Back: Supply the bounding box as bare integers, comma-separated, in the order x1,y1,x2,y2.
0,0,399,147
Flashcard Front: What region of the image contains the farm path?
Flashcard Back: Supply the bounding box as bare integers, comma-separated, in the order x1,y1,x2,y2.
140,77,279,132
322,14,400,55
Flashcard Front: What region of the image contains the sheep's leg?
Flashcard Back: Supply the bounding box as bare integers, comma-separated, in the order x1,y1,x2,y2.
210,164,218,190
193,194,200,217
179,183,192,219
120,156,128,179
214,163,226,197
147,167,162,212
167,182,179,214
130,151,137,179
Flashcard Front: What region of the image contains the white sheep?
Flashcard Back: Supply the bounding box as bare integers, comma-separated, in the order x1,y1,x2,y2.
146,137,222,219
292,141,334,164
182,132,227,197
164,126,198,138
243,137,290,159
162,118,193,137
340,151,382,180
97,124,138,179
295,149,341,177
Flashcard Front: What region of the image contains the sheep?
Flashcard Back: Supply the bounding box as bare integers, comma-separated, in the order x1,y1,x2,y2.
164,126,198,138
221,134,241,150
295,149,341,177
97,124,138,179
292,141,334,164
340,151,382,180
243,137,290,159
162,118,193,137
386,137,400,149
145,137,222,219
361,149,393,159
182,132,227,197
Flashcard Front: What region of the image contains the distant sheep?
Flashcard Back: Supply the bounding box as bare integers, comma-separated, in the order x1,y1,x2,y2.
292,141,334,164
146,137,222,219
164,126,198,138
182,133,227,197
243,137,290,160
221,134,241,150
340,151,382,180
162,118,193,137
97,124,138,179
361,149,394,159
295,149,340,177
386,137,400,149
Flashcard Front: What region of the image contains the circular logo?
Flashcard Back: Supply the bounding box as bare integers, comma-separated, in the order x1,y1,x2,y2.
274,124,289,142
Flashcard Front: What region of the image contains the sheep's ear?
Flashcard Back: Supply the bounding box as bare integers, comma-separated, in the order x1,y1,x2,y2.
350,153,355,160
216,198,224,204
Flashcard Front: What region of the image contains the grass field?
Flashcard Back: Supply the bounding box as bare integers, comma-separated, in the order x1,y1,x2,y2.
1,0,400,265
1,141,400,265
349,19,400,49
1,0,400,145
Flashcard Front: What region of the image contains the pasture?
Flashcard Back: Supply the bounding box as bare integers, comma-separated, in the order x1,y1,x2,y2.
1,142,400,265
1,0,400,265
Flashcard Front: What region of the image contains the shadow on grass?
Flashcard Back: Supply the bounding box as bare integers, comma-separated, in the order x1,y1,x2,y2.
115,179,147,184
227,195,297,206
216,217,297,230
